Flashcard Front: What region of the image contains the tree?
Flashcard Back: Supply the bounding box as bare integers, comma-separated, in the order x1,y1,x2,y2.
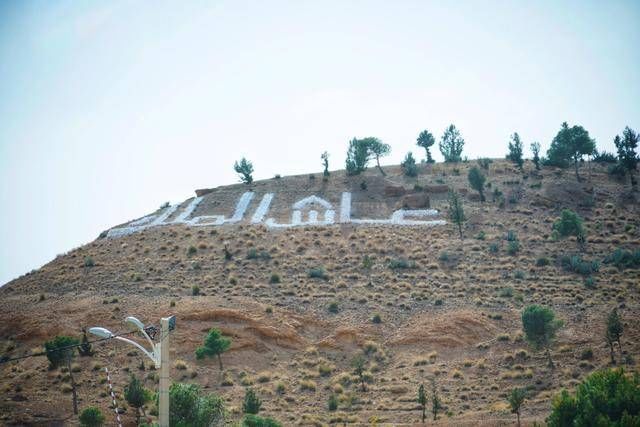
521,305,563,368
78,328,93,357
401,152,418,177
195,328,231,370
439,124,464,163
552,209,586,249
44,335,80,414
430,378,442,421
417,129,436,163
345,138,372,175
530,142,541,170
467,166,486,201
613,126,638,188
547,368,640,427
546,122,596,181
506,132,524,170
169,383,225,427
367,137,391,175
606,309,623,364
242,414,283,427
351,354,367,391
243,388,262,414
508,388,526,427
124,375,149,424
79,407,105,427
234,158,254,184
321,151,330,177
447,190,466,239
417,384,427,423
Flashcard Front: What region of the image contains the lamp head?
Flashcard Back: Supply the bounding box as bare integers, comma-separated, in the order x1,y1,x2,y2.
125,316,145,331
88,327,113,339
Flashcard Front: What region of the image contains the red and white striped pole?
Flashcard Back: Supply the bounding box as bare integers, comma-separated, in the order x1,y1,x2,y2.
104,367,123,427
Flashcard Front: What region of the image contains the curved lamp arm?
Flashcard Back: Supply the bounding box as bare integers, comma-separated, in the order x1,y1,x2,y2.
114,336,158,366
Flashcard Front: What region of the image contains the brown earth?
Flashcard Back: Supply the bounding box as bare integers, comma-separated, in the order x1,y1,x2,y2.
1,160,639,426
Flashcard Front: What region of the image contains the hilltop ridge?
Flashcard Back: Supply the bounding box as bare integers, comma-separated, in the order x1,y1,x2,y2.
1,159,639,426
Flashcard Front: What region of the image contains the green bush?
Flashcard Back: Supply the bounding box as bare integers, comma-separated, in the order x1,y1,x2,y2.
187,246,197,256
269,273,281,284
328,302,339,314
243,388,262,414
169,383,225,426
308,267,329,280
401,152,418,177
499,287,514,298
328,394,339,411
547,369,640,426
191,285,200,296
489,243,499,253
242,414,282,427
603,248,640,270
372,313,382,324
79,406,105,427
247,249,271,260
560,255,599,276
507,241,520,255
536,257,550,267
389,258,416,269
83,256,95,267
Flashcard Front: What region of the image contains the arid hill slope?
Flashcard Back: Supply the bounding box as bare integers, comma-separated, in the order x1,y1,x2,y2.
1,160,639,426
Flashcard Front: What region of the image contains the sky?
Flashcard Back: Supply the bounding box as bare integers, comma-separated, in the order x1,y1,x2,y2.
0,0,639,285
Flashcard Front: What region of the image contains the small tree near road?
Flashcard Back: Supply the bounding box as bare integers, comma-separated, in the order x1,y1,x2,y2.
417,129,436,163
417,384,427,423
522,305,563,368
439,124,465,163
606,309,623,364
124,375,149,424
234,158,254,184
44,335,80,415
448,190,466,239
468,166,486,201
196,328,232,370
508,387,526,427
507,132,524,170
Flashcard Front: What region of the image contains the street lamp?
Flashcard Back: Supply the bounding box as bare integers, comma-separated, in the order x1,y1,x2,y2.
89,315,174,427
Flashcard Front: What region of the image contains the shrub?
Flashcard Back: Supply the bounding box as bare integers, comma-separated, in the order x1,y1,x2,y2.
499,287,514,298
536,256,550,267
79,406,105,427
308,267,329,280
243,388,262,414
553,209,585,245
506,230,518,241
514,270,525,280
560,255,599,276
328,394,339,411
603,248,640,270
522,305,563,368
608,163,627,180
507,241,520,255
477,158,492,170
192,285,200,296
269,273,281,284
583,276,596,288
83,256,95,267
169,383,225,426
328,302,339,314
187,246,197,256
547,369,640,426
247,249,271,260
489,243,499,253
468,166,486,201
475,230,486,240
372,314,382,324
242,414,282,427
389,258,416,269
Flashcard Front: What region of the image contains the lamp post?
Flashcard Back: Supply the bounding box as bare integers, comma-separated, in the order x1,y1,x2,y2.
89,315,174,427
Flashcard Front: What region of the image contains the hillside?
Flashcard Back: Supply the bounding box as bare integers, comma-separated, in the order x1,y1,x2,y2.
1,160,639,426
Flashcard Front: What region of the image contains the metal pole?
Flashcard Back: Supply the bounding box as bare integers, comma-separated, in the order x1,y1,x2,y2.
159,317,170,427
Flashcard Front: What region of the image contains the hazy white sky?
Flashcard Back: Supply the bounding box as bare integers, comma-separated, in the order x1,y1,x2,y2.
1,0,638,285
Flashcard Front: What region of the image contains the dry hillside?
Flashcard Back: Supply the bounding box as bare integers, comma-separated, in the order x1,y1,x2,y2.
1,160,639,426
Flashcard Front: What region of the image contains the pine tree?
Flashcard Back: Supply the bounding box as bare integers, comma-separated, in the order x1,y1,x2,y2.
243,388,262,414
430,378,442,421
546,122,595,181
321,151,330,177
522,305,563,368
508,388,526,427
439,124,465,163
530,142,541,170
417,384,427,423
606,309,623,364
124,375,149,424
195,328,232,370
234,158,254,184
468,166,486,201
507,132,524,170
401,152,418,177
613,127,638,188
